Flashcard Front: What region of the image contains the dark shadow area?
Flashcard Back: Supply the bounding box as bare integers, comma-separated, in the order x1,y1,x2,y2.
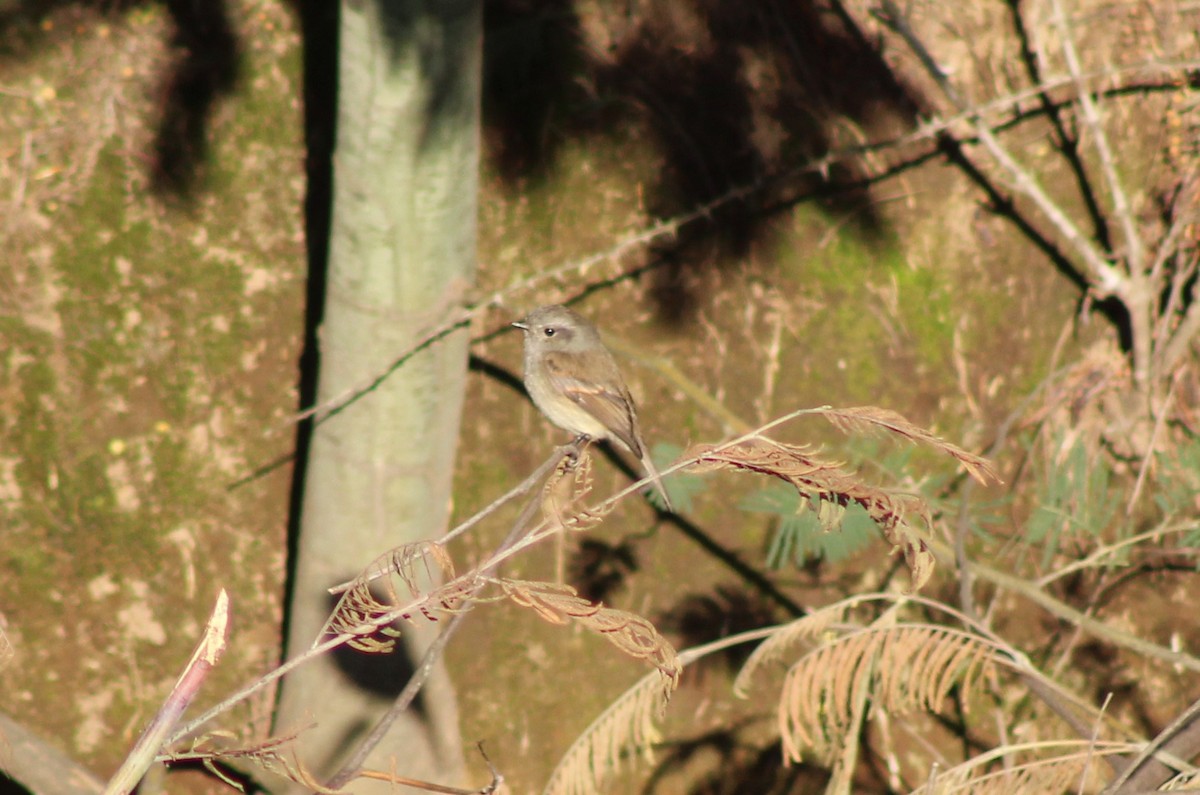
149,0,241,196
569,537,639,603
658,584,780,673
322,591,429,708
277,0,336,658
643,728,836,795
0,0,241,199
0,776,33,795
481,0,930,322
482,1,584,181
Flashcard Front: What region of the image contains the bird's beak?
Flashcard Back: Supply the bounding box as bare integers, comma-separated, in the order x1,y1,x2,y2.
511,321,529,330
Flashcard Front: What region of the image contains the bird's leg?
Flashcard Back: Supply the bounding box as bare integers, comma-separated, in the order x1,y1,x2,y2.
565,434,591,469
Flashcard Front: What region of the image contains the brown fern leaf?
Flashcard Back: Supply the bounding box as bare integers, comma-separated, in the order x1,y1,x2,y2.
778,624,1001,762
820,406,1002,485
541,672,665,795
733,603,850,697
542,452,612,532
322,541,459,652
500,579,681,696
685,438,936,591
909,742,1127,794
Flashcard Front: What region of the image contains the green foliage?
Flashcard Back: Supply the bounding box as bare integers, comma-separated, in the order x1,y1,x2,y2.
1154,435,1200,515
845,435,1007,543
741,483,878,568
1027,436,1121,569
650,443,706,514
1152,436,1200,553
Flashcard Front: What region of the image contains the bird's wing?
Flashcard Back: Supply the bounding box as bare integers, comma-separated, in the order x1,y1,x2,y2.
543,351,643,457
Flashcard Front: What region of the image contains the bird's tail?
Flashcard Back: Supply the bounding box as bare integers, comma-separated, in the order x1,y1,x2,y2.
639,450,674,513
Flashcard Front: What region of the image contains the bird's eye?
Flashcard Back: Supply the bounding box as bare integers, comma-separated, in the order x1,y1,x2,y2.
543,327,556,337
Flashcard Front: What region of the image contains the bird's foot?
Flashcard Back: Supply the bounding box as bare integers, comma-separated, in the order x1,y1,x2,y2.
564,435,592,468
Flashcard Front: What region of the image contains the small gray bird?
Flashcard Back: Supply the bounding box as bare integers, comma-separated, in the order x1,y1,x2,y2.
513,304,673,512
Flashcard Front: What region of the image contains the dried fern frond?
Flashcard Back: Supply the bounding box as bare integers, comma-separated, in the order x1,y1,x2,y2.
320,541,458,652
909,740,1133,795
498,579,681,698
542,451,612,532
733,602,851,697
169,730,342,794
778,623,1002,761
541,671,666,795
819,406,1002,485
685,438,936,590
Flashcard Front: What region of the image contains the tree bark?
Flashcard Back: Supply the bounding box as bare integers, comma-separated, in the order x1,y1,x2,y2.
273,0,479,789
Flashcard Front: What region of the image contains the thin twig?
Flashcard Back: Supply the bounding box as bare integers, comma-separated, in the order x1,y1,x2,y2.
1126,370,1179,515
1148,195,1197,294
954,479,979,621
1036,521,1197,587
1049,0,1144,272
1152,222,1197,351
1079,691,1114,794
165,631,351,747
167,452,572,752
169,561,529,746
1158,251,1200,371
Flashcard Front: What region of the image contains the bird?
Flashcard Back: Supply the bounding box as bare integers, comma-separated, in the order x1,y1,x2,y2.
512,304,673,512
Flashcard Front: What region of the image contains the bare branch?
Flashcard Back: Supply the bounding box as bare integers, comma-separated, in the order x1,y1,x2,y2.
875,0,1127,298
1156,236,1200,373
1049,0,1144,271
1103,694,1200,793
924,536,1200,673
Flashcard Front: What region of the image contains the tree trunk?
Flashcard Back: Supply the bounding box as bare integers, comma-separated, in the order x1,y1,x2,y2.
273,0,479,789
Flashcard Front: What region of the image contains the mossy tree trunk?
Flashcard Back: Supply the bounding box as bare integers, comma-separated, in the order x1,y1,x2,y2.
273,0,480,789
